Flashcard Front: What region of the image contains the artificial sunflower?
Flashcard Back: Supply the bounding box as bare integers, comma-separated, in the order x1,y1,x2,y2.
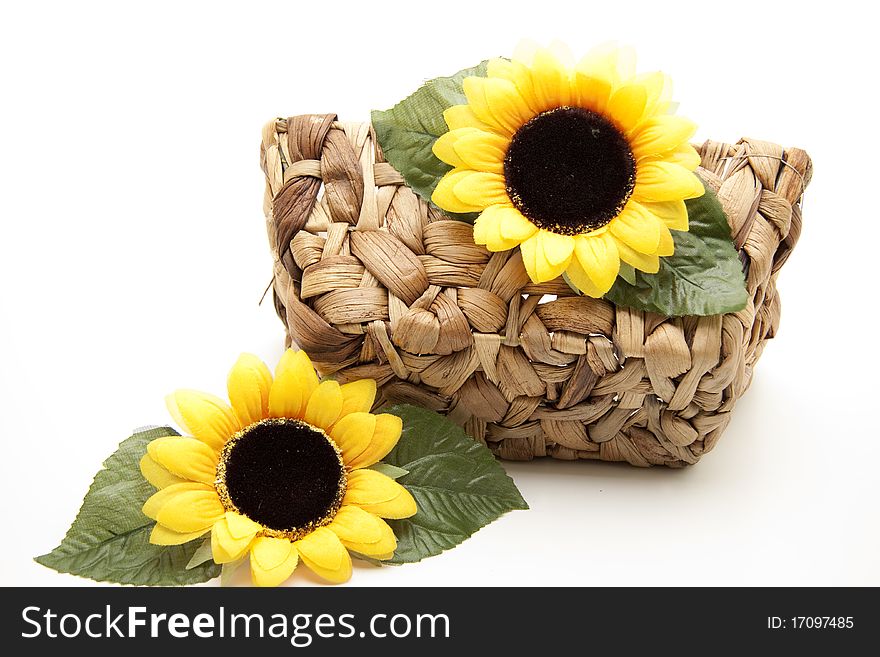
139,349,417,587
431,43,705,297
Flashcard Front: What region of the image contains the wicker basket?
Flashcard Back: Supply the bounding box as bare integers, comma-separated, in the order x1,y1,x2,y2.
259,114,811,467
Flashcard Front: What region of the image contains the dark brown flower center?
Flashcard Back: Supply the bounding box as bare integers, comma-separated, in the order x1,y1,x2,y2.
216,418,345,537
504,106,636,235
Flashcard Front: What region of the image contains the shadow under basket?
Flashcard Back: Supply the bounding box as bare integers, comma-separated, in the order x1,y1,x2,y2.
260,114,811,467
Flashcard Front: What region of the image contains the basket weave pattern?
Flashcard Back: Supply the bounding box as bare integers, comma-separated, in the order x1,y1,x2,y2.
260,114,811,466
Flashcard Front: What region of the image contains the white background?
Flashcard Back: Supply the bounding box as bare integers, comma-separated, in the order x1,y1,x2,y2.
2,0,878,587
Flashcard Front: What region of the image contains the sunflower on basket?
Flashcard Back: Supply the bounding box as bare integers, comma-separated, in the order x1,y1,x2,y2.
431,43,704,298
139,350,416,587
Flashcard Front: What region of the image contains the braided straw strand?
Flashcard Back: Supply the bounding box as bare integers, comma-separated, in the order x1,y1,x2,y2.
260,116,812,467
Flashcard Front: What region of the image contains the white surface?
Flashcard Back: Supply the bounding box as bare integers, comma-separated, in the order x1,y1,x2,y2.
1,0,878,587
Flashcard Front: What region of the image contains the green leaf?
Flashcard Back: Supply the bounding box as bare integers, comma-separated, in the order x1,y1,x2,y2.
185,538,214,570
618,261,637,286
381,404,528,564
349,551,388,567
35,426,221,586
605,181,748,316
366,462,409,480
371,61,488,221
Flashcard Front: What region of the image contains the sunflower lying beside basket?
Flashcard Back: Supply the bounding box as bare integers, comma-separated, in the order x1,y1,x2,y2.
37,350,527,586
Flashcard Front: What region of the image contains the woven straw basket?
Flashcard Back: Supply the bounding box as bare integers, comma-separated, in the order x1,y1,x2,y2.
259,114,811,467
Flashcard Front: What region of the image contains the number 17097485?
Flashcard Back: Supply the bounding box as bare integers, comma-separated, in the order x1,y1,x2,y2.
767,617,854,630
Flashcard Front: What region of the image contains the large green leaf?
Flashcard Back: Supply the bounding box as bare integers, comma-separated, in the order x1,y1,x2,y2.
35,426,221,586
381,404,528,564
605,182,748,316
371,62,488,220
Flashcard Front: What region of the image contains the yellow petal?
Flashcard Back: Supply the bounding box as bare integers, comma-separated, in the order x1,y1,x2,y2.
635,71,673,116
432,169,486,213
327,505,386,544
511,39,542,67
347,413,403,469
211,517,256,563
487,57,541,112
535,231,574,278
452,170,509,208
631,115,697,159
576,49,617,86
527,46,570,110
345,469,401,504
139,454,185,489
495,206,538,242
607,83,648,133
431,130,466,168
143,482,213,520
303,380,344,430
473,206,526,251
520,231,572,283
225,511,262,539
616,240,660,274
251,535,295,571
166,390,240,451
227,353,272,427
462,76,533,136
328,506,397,558
572,72,612,113
573,233,620,294
641,200,689,231
250,537,299,587
564,257,605,298
341,533,396,558
546,40,576,71
576,43,636,88
149,524,209,546
609,201,662,254
663,143,702,170
343,469,417,519
451,128,509,174
655,222,675,257
148,436,219,486
538,230,575,267
330,412,376,467
519,233,540,282
155,487,225,533
268,349,318,420
634,162,705,202
611,45,637,84
295,527,352,584
443,104,492,132
338,379,377,417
